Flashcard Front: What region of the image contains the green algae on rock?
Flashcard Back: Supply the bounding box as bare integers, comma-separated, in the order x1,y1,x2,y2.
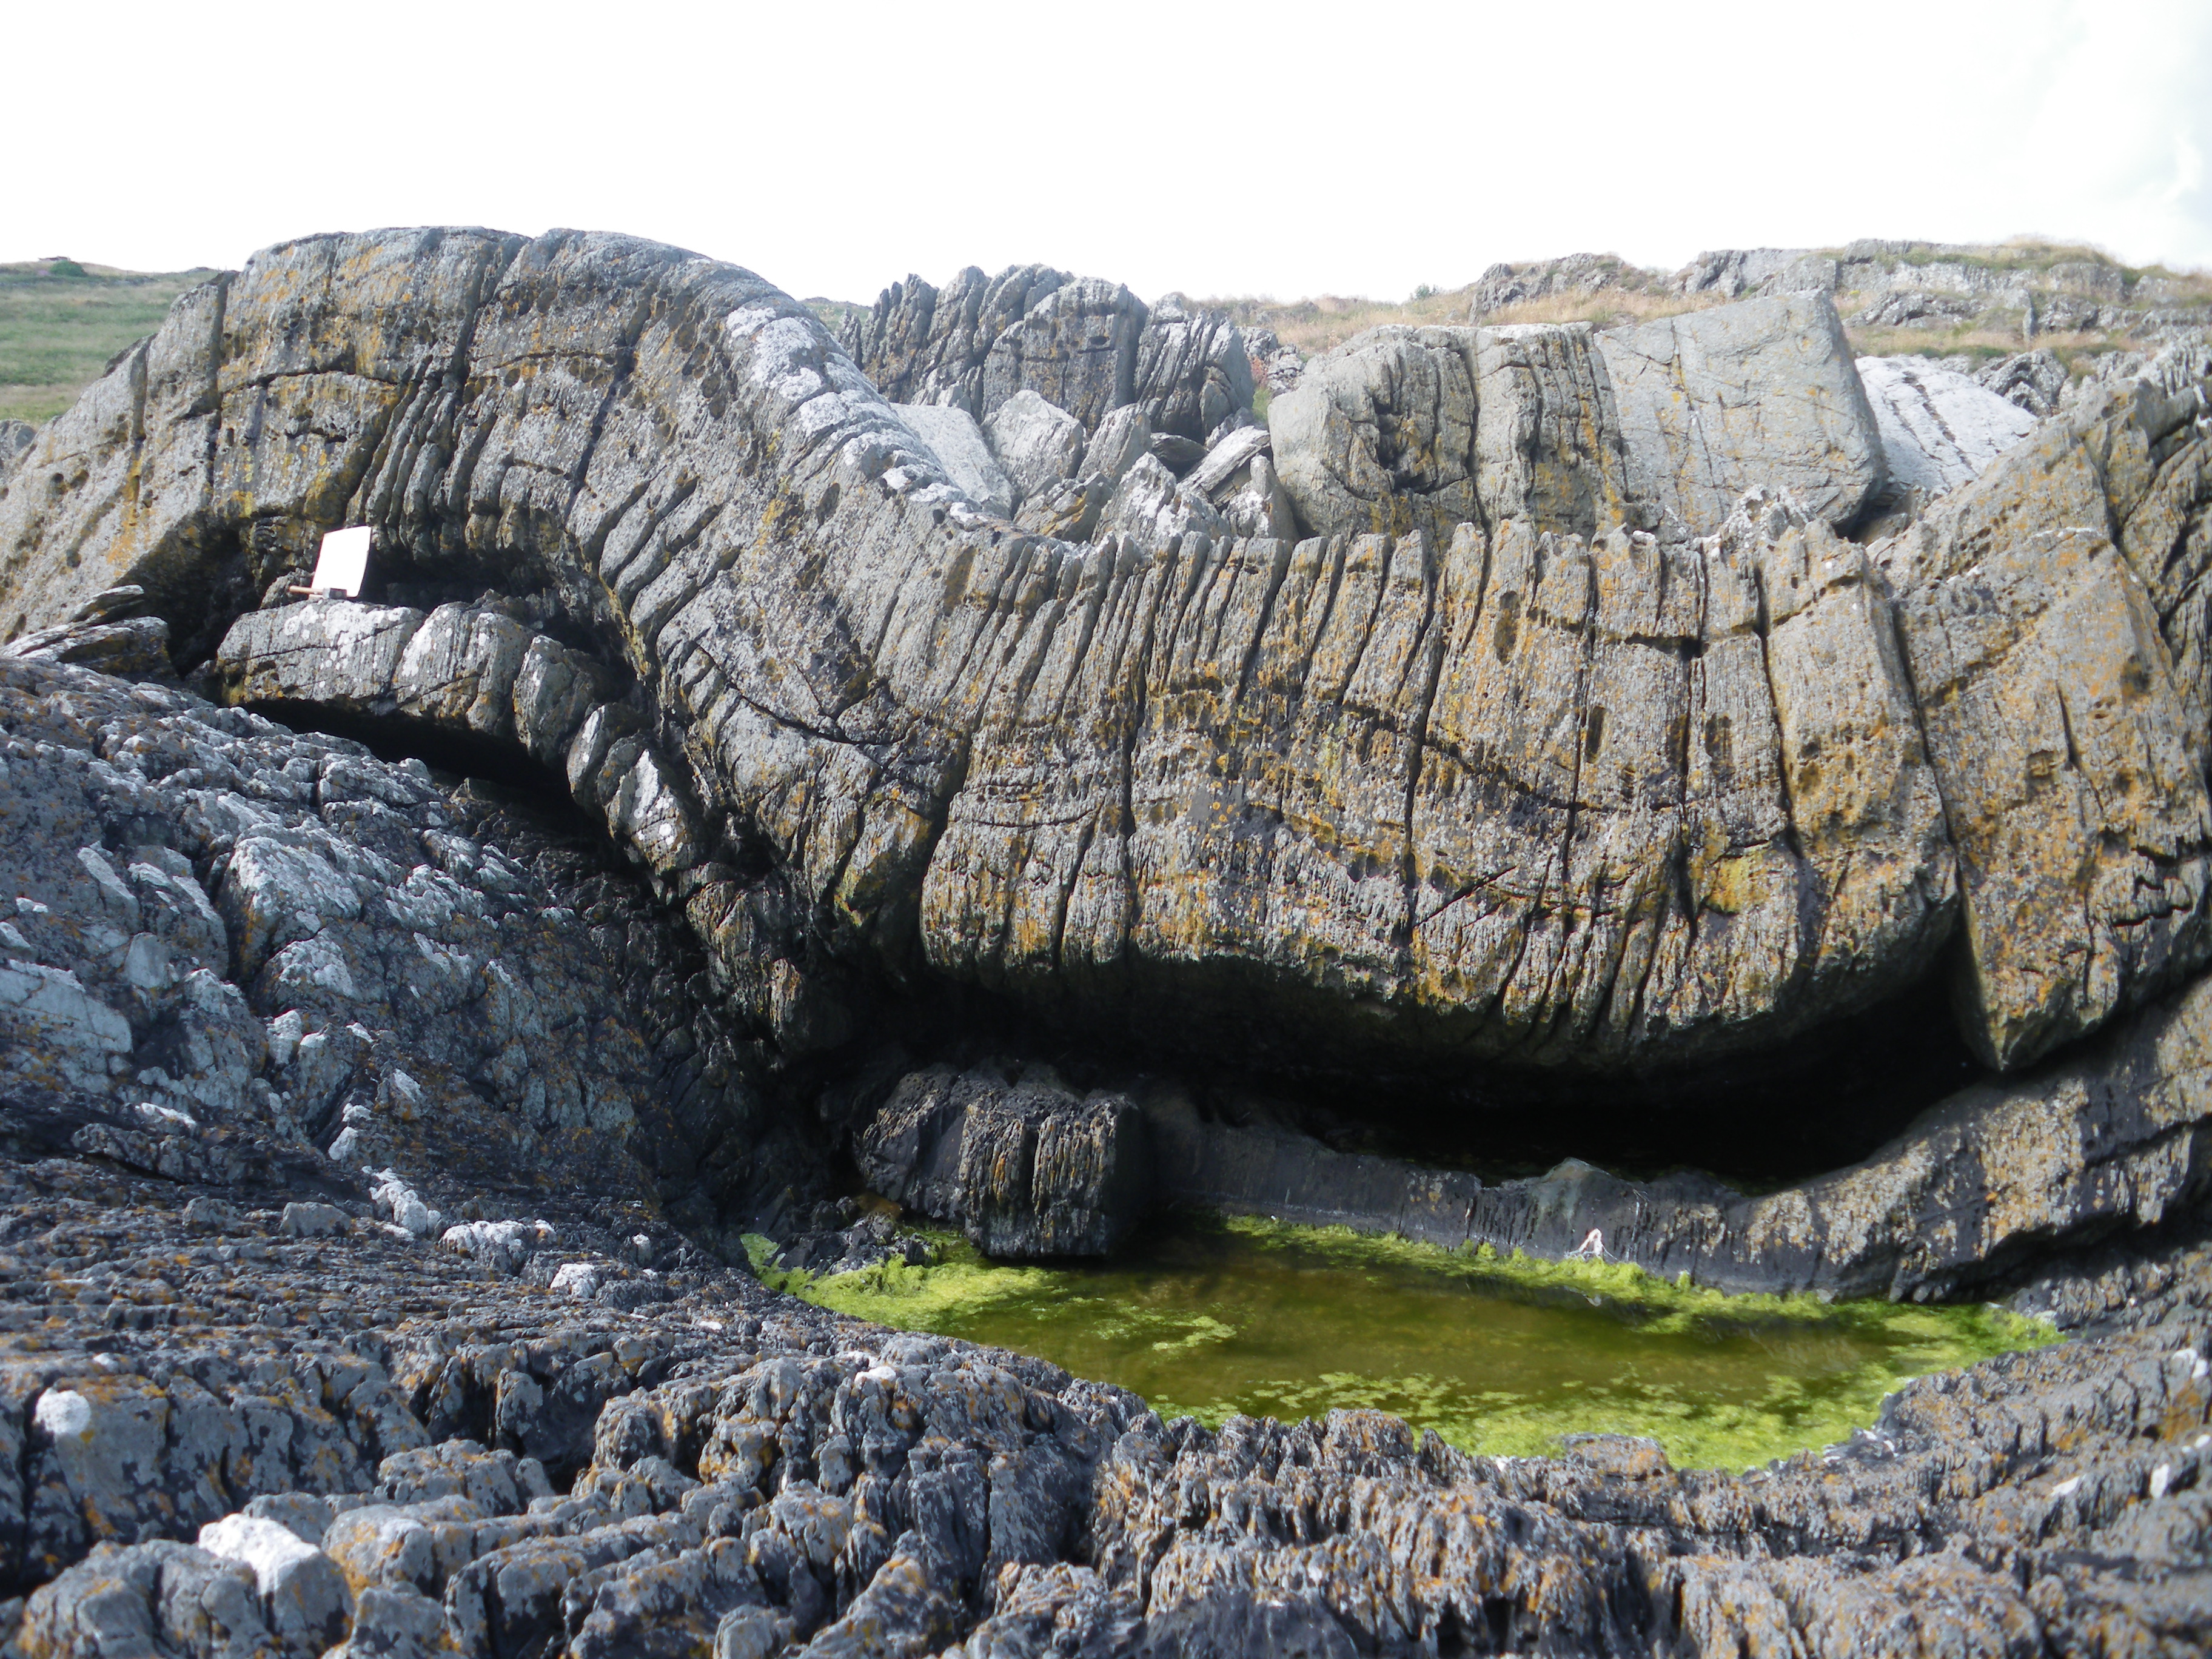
753,1213,2059,1470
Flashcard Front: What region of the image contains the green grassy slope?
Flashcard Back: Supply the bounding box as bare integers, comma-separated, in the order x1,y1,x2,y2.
0,258,218,424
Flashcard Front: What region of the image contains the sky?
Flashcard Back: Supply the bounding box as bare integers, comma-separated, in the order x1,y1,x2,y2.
10,0,2209,306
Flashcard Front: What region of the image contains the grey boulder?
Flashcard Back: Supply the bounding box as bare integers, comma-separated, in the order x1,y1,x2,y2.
984,390,1085,509
1268,321,1638,547
854,1065,1148,1256
1596,292,1886,531
1267,325,1478,547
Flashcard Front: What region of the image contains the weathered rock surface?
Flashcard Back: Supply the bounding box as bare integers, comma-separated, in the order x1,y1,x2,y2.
1,227,2208,1098
853,1064,1147,1257
1469,252,1665,318
1265,318,1646,548
8,229,2212,1659
1876,378,2212,1068
834,264,1068,420
1267,324,1480,546
1144,959,2212,1301
1131,298,1253,445
0,1124,2205,1658
1855,355,2040,497
1596,292,1886,531
1976,349,2071,417
979,278,1148,436
1092,454,1229,546
894,403,1015,518
0,651,824,1253
982,390,1084,511
0,421,36,483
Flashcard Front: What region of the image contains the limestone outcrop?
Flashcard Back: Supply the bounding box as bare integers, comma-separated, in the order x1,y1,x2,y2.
0,1084,2204,1659
1856,355,2040,498
1595,292,1886,532
0,651,819,1250
1143,962,2212,1301
836,264,1148,437
1267,297,1879,548
1,227,2209,1100
891,403,1013,518
8,224,2212,1659
1878,380,2212,1068
1130,297,1254,444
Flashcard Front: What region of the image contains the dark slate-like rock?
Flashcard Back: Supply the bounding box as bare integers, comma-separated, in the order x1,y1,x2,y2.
854,1065,1148,1258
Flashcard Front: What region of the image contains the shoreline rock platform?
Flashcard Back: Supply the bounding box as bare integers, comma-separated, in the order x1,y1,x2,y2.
0,226,2208,1655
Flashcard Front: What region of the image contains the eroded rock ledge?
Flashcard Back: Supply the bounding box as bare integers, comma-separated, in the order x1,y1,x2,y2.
2,228,2207,1099
0,1117,2204,1658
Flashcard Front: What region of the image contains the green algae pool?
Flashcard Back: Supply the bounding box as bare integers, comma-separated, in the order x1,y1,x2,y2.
748,1214,2057,1471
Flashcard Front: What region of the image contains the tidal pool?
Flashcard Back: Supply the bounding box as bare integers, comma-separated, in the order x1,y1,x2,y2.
752,1214,2059,1470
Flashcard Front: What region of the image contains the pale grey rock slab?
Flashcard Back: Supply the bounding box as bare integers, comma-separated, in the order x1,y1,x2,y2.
1186,424,1270,502
980,276,1148,434
1094,454,1228,546
1132,297,1254,443
891,403,1014,518
1078,404,1150,489
1596,292,1885,532
1267,326,1480,546
1856,355,2039,497
984,389,1084,509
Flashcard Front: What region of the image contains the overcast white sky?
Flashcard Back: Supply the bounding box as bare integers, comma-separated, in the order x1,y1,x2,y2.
10,0,2208,304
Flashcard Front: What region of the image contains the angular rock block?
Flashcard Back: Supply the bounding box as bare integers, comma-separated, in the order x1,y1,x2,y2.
1596,291,1885,532
854,1066,1148,1256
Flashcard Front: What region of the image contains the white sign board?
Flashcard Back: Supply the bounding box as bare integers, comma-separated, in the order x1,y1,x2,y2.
309,526,372,598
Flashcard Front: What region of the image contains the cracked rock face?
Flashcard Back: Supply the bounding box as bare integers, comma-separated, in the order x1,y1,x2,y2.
0,1142,2206,1658
854,1065,1148,1258
0,652,819,1241
1595,292,1888,532
1856,355,2041,498
1,227,2210,1100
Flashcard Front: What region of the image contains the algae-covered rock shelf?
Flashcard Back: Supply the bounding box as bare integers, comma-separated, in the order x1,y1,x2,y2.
0,226,2207,1656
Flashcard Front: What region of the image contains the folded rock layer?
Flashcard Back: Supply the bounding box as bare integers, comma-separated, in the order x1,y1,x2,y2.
2,229,2210,1088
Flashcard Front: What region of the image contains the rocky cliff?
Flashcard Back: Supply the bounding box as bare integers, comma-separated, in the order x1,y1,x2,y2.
1,227,2210,1657
4,229,2208,1092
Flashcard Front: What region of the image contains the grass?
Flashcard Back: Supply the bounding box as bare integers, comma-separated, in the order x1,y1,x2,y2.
0,258,218,424
746,1212,2058,1472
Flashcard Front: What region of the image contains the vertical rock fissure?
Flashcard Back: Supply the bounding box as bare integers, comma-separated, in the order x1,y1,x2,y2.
1396,532,1454,971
